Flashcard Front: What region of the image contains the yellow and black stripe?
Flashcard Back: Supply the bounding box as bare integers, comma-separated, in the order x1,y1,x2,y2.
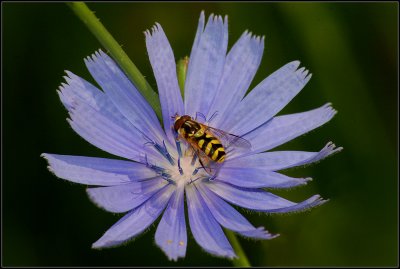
196,133,226,162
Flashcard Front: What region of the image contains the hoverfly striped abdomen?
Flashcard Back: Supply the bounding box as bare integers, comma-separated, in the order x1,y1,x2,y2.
196,133,226,163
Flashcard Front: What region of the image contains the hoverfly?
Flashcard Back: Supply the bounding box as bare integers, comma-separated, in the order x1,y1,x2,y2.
173,114,251,173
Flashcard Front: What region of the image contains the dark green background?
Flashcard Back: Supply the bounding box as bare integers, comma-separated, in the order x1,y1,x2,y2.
3,2,398,267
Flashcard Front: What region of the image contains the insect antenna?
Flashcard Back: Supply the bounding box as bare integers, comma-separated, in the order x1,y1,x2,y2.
195,111,207,122
207,110,219,124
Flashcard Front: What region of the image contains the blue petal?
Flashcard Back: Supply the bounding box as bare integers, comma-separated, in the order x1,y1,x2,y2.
59,72,160,161
60,71,135,133
41,154,156,186
92,184,174,249
221,61,310,135
87,178,168,213
84,50,167,144
225,142,343,171
67,99,155,161
185,13,229,118
190,11,205,57
206,181,327,213
145,24,184,143
238,103,337,156
186,185,236,259
155,185,187,261
197,184,276,239
216,167,311,189
208,31,264,126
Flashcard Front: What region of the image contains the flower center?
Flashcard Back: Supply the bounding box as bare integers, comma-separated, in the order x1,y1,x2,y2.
168,152,207,186
144,139,211,187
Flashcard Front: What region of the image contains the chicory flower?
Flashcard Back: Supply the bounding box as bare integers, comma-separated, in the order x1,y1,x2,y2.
42,11,342,261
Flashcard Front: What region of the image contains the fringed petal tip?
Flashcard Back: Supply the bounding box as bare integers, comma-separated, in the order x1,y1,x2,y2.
295,66,312,85
165,254,183,262
318,141,343,161
205,12,228,29
324,141,343,155
206,248,237,260
199,10,205,19
242,30,265,46
321,102,337,114
268,195,329,216
41,152,49,160
226,253,238,260
57,72,86,110
240,226,280,240
263,176,313,190
298,141,343,169
144,22,164,38
160,239,187,262
318,103,338,125
160,241,187,262
84,49,109,66
287,60,301,70
288,59,312,84
41,153,71,181
197,249,236,260
41,153,57,175
245,227,280,240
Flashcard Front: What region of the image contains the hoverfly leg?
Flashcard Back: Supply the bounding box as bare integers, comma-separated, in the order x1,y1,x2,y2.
198,155,209,173
207,163,221,181
187,175,206,185
208,172,218,181
175,140,184,175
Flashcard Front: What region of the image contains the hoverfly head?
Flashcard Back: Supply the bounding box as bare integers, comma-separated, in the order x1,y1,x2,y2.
173,114,191,132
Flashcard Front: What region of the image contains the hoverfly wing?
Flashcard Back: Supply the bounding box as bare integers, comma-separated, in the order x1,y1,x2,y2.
187,144,217,175
205,125,252,150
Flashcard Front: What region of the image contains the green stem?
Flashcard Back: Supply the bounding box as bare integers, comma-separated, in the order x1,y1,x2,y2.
225,229,251,267
67,2,162,121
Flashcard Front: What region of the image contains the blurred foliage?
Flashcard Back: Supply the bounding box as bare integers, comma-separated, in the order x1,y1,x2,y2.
2,2,398,267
